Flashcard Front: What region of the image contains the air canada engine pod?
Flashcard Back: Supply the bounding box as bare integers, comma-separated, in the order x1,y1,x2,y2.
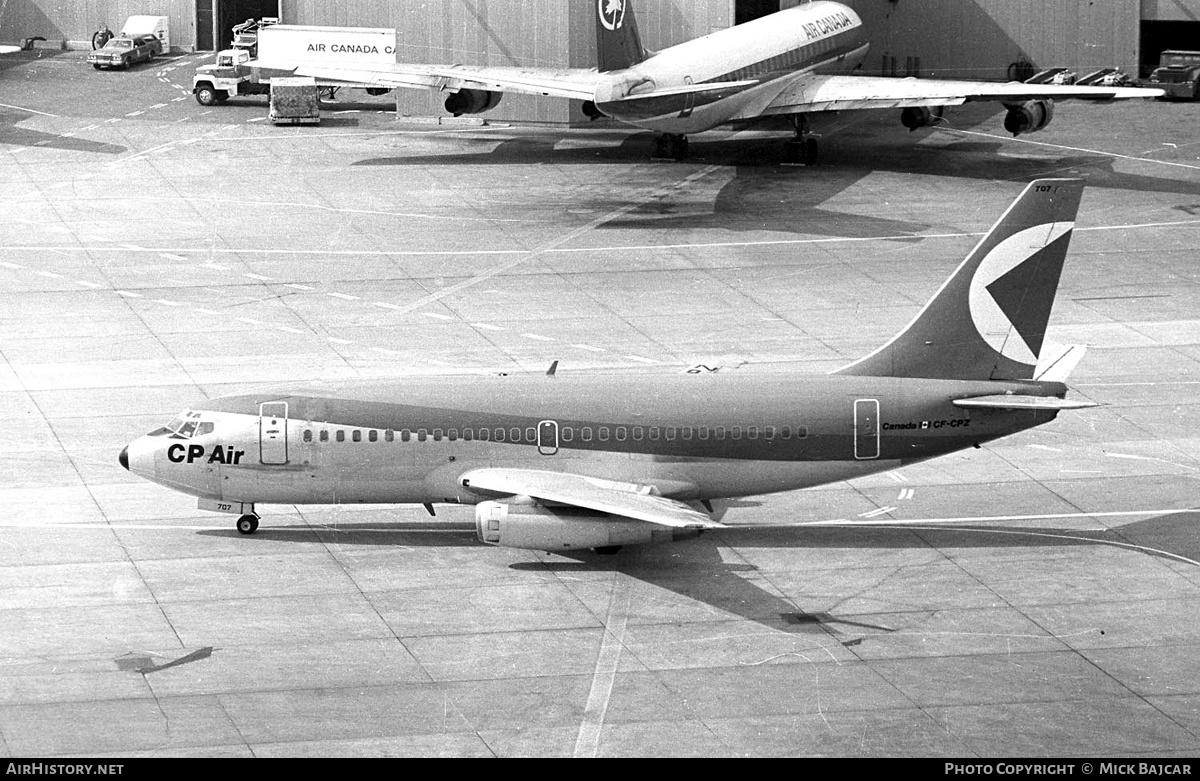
474,501,695,551
1002,99,1055,136
899,105,944,131
444,89,503,116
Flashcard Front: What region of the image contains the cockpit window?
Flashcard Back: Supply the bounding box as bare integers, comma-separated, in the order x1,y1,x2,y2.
152,410,208,438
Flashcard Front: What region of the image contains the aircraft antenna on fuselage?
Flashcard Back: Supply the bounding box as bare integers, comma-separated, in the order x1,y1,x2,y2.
834,178,1085,382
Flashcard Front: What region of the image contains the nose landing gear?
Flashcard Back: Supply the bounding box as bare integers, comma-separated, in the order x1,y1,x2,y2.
236,513,260,535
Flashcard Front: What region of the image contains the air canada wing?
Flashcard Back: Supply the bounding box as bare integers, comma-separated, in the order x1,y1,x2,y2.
266,60,600,101
757,74,1164,115
459,468,724,529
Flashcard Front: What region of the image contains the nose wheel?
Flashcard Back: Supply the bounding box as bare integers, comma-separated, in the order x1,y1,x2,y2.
236,513,260,535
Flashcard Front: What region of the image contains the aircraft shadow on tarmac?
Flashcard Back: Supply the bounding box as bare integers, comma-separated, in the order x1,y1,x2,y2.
197,508,1198,637
353,124,1199,239
0,111,126,154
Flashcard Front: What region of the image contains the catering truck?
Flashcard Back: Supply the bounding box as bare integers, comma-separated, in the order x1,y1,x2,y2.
192,23,396,106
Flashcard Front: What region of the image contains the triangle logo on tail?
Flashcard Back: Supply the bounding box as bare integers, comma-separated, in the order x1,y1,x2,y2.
967,224,1073,368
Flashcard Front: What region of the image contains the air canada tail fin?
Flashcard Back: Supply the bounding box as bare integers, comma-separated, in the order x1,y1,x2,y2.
596,0,648,72
836,179,1084,381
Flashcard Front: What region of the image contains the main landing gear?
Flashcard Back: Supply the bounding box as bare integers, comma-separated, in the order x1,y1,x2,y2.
785,115,819,165
236,513,260,535
652,133,689,161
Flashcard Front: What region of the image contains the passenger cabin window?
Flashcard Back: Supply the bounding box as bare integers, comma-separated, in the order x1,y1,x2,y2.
352,430,361,442
369,430,378,442
336,430,345,442
303,430,313,442
320,430,329,442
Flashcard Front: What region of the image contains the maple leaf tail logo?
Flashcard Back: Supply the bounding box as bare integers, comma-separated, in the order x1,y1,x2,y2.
599,0,626,31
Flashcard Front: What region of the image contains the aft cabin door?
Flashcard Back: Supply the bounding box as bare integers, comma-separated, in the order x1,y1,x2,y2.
259,401,289,465
538,420,559,456
854,399,879,460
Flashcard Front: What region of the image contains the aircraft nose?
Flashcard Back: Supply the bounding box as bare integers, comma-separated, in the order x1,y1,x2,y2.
119,446,129,471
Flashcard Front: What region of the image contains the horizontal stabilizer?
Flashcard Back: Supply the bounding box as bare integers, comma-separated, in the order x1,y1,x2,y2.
952,394,1097,411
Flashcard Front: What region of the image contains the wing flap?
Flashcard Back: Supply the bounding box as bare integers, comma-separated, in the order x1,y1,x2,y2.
460,468,723,529
952,394,1098,411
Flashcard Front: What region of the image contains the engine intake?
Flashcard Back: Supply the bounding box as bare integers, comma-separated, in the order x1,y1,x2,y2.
900,106,943,131
474,501,695,551
445,89,503,116
1003,100,1055,136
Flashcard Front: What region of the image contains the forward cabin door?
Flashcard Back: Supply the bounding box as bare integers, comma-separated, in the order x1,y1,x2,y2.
259,401,289,465
854,399,879,460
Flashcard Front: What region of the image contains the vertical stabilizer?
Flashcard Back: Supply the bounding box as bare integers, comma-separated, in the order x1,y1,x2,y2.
835,179,1084,381
596,0,648,72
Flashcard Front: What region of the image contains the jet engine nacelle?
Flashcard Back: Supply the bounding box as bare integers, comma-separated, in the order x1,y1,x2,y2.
581,100,605,120
365,87,392,96
900,106,944,131
445,89,503,116
474,501,694,551
1003,100,1055,136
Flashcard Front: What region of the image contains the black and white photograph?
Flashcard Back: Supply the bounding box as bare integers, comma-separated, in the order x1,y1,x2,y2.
0,0,1198,760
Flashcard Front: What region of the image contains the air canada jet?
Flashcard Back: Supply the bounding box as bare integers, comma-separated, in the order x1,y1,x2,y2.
122,178,1097,553
263,0,1161,161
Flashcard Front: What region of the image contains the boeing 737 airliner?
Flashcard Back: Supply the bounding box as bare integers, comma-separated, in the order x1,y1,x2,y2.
122,179,1096,553
260,0,1161,161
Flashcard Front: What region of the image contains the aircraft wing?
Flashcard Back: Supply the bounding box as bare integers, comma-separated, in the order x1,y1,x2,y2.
264,60,600,101
459,468,725,529
756,73,1164,115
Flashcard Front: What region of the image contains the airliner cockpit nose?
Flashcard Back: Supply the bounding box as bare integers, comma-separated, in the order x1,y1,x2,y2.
119,446,129,471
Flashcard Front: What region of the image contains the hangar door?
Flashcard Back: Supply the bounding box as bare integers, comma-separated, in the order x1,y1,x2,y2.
196,0,282,51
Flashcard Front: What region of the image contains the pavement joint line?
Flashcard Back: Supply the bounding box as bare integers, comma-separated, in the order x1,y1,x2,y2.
286,283,315,290
574,574,632,758
243,273,272,281
939,126,1200,172
5,217,1192,260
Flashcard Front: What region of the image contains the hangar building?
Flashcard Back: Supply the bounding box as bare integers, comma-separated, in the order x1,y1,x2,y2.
2,0,1197,124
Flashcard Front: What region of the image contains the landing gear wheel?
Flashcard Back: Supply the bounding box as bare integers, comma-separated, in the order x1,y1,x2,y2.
236,514,260,535
653,133,689,161
786,137,818,165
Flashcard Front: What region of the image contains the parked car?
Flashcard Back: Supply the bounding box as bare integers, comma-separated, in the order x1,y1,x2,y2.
87,34,161,70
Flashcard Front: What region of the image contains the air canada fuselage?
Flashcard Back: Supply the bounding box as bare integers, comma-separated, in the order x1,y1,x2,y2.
594,1,870,134
122,372,1063,509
